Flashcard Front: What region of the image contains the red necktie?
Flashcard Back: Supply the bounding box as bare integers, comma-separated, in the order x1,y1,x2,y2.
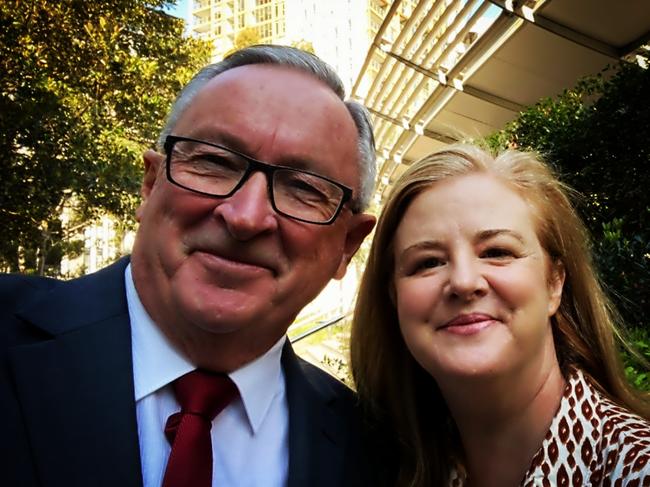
162,370,238,487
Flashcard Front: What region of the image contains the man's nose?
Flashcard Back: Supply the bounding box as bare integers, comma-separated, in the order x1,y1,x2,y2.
213,172,278,241
445,256,488,301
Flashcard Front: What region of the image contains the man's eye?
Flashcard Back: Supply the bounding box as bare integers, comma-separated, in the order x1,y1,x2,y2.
283,174,331,201
199,154,240,170
180,153,244,178
289,178,320,194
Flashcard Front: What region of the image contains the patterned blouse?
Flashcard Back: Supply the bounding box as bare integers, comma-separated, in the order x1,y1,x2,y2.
450,369,650,486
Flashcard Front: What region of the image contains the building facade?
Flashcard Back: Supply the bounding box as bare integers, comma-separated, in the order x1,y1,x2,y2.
187,0,418,94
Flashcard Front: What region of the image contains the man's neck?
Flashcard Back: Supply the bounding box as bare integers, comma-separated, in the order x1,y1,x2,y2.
128,262,291,372
161,323,286,372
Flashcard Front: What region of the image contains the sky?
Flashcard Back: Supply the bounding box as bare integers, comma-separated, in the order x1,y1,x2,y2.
164,0,188,20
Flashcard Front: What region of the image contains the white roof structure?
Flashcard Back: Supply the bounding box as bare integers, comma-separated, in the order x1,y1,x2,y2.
352,0,650,203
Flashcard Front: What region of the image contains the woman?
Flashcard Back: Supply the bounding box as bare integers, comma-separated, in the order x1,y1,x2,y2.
350,144,650,486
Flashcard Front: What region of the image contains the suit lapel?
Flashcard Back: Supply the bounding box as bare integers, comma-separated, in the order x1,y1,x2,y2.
283,342,353,487
9,258,143,487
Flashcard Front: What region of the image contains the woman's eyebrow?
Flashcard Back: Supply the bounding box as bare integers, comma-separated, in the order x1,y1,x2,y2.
475,228,525,244
397,240,445,260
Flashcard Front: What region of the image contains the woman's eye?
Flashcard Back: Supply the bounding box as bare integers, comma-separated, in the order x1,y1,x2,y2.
413,257,443,272
481,247,514,259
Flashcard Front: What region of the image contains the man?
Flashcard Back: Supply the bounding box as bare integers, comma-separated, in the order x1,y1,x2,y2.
2,45,376,487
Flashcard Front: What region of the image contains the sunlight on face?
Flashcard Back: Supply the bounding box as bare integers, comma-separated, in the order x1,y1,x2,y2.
131,65,373,367
393,173,564,382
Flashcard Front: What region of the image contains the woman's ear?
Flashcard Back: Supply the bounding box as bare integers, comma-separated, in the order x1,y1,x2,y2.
388,278,397,306
547,260,565,316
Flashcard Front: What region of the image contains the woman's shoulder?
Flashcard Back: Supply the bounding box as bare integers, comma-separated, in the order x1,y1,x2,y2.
596,390,650,443
574,369,650,481
522,368,650,486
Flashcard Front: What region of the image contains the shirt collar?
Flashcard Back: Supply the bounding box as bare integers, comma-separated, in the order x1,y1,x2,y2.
230,335,286,433
125,263,286,434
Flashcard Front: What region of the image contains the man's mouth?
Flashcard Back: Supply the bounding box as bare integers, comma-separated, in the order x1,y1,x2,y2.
193,249,278,277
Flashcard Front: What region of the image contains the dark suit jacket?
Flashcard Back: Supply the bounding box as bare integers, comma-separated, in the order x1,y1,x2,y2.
2,257,370,487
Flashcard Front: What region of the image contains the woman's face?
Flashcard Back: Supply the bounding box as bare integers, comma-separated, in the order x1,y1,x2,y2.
392,173,564,382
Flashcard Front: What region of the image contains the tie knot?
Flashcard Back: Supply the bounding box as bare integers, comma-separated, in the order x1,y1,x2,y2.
173,369,238,420
163,370,237,487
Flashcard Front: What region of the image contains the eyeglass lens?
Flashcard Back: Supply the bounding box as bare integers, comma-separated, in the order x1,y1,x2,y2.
168,138,345,223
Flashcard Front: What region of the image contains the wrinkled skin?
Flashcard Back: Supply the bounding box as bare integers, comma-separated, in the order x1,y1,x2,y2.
131,65,375,371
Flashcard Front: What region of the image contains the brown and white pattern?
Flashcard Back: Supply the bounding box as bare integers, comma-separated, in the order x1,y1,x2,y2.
449,369,650,486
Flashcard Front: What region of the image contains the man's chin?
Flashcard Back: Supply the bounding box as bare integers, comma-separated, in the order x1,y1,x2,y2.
183,298,259,328
173,286,278,331
191,318,252,336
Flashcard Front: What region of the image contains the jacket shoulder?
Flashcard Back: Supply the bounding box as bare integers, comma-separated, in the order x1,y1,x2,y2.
0,274,61,310
294,353,356,402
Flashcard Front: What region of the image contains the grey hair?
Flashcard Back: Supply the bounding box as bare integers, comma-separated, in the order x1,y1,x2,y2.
158,44,376,211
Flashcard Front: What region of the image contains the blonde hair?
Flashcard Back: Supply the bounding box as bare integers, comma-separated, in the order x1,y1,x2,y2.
350,144,649,486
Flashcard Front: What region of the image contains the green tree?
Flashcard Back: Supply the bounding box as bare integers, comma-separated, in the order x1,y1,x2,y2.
486,53,650,387
291,39,315,54
0,0,211,274
224,26,261,57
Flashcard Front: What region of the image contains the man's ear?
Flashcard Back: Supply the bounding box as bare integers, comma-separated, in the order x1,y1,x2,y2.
334,213,376,280
136,150,164,222
547,261,566,317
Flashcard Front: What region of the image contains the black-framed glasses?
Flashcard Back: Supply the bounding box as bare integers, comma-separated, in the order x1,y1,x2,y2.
163,135,353,225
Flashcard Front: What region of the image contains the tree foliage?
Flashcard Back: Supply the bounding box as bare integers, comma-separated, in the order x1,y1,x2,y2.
486,53,650,379
223,26,261,57
291,39,315,55
0,0,211,274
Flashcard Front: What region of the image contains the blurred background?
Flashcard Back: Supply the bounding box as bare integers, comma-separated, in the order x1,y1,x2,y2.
1,0,648,388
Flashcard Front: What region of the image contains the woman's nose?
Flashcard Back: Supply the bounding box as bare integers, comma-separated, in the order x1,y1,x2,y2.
445,256,488,301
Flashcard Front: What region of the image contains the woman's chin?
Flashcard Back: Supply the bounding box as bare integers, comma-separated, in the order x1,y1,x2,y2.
430,355,511,384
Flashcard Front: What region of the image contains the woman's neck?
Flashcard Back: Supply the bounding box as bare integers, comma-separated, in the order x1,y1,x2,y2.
441,353,566,487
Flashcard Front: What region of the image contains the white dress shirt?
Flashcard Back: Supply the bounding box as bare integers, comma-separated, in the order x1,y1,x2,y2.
125,264,289,487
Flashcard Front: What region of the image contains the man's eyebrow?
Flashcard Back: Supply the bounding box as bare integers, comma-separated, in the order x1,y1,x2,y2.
181,130,325,173
184,130,249,154
273,155,326,172
475,229,525,243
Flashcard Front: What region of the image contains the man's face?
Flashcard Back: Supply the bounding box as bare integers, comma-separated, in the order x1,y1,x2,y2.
131,65,375,368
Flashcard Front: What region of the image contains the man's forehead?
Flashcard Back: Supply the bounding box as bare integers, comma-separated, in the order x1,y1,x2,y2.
163,64,360,201
199,63,338,100
179,64,352,134
174,64,359,175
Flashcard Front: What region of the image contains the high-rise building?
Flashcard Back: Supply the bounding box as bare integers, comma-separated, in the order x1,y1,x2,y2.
190,0,286,56
187,0,418,94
